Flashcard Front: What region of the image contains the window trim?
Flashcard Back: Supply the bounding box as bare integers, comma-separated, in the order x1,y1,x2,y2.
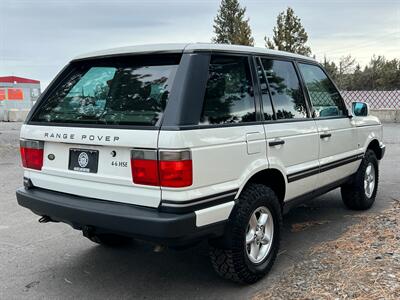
27,51,335,131
252,56,276,121
293,61,313,119
295,61,350,120
257,56,312,121
248,56,263,122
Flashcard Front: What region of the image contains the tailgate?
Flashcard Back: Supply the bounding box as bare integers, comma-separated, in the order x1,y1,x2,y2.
20,124,161,208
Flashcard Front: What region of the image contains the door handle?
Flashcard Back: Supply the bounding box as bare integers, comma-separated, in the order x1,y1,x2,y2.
269,139,285,147
320,133,332,139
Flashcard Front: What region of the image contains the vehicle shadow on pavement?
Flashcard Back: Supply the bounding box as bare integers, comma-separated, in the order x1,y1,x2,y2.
47,237,244,298
36,189,389,299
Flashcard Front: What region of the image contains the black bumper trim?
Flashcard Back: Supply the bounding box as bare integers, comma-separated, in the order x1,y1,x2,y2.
16,187,225,245
160,189,238,213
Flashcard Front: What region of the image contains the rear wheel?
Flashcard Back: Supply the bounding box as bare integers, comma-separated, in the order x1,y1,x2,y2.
209,183,281,284
341,150,379,210
87,234,133,247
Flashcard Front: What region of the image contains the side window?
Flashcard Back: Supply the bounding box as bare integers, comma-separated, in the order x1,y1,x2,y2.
200,55,256,125
255,58,274,120
261,59,308,119
298,63,345,117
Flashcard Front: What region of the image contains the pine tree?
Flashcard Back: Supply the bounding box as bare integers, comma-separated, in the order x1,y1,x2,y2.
322,56,338,81
265,7,311,56
212,0,254,46
322,55,400,91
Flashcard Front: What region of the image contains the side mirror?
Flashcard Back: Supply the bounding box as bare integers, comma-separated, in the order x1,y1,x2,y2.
352,102,369,117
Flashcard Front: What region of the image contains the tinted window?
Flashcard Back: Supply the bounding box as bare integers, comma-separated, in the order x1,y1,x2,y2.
200,55,256,125
255,58,274,120
261,59,307,119
298,63,345,117
31,55,180,126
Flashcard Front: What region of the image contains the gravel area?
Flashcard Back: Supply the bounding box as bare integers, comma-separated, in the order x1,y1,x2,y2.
0,122,21,153
255,200,400,300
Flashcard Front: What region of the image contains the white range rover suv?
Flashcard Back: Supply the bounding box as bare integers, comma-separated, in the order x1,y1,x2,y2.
17,43,385,284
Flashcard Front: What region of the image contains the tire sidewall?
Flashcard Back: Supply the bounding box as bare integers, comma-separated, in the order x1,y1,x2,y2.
359,151,379,202
227,185,281,276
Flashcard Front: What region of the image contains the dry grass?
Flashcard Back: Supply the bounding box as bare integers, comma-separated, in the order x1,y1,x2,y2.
255,201,400,300
291,220,330,232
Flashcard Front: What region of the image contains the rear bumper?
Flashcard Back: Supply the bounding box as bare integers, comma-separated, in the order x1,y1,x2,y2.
16,187,226,246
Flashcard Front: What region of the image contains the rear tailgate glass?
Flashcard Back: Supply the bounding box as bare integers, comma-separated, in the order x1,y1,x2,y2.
30,54,181,127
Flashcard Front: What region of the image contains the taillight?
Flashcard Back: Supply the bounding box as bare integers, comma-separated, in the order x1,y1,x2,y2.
131,149,192,188
20,139,44,170
159,151,192,187
131,149,159,186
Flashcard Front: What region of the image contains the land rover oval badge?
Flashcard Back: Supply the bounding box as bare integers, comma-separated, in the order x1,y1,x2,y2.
78,152,89,168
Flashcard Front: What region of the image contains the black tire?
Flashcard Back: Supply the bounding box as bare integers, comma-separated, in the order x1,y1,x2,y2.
209,183,282,284
341,150,379,210
88,234,133,247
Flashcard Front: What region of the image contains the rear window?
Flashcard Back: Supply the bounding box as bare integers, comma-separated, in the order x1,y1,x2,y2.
31,54,181,126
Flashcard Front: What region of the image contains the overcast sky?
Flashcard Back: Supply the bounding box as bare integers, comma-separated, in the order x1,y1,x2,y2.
1,0,399,89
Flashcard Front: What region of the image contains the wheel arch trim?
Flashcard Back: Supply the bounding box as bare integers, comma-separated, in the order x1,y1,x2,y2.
365,138,384,160
236,167,287,209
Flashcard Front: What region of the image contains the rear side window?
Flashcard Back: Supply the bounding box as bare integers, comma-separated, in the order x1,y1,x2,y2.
298,63,345,117
261,59,308,120
31,55,180,126
200,55,256,125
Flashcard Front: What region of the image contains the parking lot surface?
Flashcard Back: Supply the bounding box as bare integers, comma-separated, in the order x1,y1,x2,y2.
0,122,399,299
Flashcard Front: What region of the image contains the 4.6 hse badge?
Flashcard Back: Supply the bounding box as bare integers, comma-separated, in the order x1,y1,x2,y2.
111,161,128,167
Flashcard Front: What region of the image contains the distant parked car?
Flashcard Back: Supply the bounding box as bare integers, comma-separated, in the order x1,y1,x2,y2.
17,43,385,284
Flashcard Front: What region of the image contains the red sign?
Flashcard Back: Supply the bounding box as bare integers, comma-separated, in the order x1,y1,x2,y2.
0,89,5,100
7,88,24,100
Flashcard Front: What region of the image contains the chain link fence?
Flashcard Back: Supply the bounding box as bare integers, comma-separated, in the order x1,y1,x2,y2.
341,90,400,109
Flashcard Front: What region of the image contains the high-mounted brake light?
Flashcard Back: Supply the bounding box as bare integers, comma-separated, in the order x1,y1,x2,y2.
20,139,44,170
131,149,192,188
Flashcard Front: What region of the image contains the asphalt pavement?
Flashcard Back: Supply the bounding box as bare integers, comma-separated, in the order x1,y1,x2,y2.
0,122,399,299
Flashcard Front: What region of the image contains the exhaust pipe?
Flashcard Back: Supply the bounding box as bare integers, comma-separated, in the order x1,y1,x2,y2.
38,216,52,223
82,225,95,239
